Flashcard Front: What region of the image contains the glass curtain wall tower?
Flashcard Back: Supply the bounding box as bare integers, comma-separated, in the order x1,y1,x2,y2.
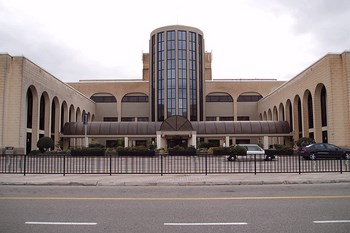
150,25,204,122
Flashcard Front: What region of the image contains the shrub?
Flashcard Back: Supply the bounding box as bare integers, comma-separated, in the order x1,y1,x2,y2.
116,146,155,156
71,148,105,156
37,137,54,153
89,143,105,149
230,145,247,155
198,142,215,149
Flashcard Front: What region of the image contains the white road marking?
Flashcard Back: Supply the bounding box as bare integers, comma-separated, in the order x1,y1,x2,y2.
164,222,248,226
314,220,350,224
25,222,97,225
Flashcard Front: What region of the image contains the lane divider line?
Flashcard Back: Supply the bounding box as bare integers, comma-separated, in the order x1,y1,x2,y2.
314,220,350,224
25,222,97,225
164,222,248,226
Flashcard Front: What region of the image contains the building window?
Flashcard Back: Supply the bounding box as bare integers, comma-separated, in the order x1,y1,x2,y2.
237,116,250,121
206,95,233,102
103,117,118,122
307,93,314,129
39,95,45,130
178,30,187,118
219,116,234,121
237,94,263,102
137,117,149,122
122,96,148,102
157,32,165,121
121,117,135,122
90,95,117,103
26,89,33,129
206,117,216,121
190,32,198,121
321,86,327,127
167,30,176,117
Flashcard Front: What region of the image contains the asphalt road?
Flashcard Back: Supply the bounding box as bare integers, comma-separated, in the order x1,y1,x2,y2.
0,184,350,233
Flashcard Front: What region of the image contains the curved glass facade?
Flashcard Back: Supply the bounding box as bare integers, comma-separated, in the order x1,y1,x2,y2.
150,25,204,122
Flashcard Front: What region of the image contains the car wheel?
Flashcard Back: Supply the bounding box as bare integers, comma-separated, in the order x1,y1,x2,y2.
345,153,350,160
310,154,316,160
265,156,272,161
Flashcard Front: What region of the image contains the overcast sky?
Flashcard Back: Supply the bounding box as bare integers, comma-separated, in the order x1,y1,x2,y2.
1,0,349,82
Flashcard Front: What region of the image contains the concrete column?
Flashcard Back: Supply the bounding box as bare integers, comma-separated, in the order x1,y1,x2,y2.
189,131,197,148
225,136,230,147
156,132,162,149
263,136,269,149
124,137,128,147
233,98,237,120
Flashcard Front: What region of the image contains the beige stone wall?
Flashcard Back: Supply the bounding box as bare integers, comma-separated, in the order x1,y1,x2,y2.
68,80,150,122
0,54,96,153
205,80,285,120
0,55,24,153
258,52,350,147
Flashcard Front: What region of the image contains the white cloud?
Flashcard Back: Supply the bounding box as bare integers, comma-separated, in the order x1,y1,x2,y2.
0,0,349,82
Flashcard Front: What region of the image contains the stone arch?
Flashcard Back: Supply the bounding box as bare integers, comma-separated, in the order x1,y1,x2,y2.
286,99,293,133
263,111,267,120
278,103,285,121
26,86,39,154
303,89,314,139
39,91,50,137
69,104,75,122
51,97,60,146
314,83,327,143
76,107,81,122
293,95,302,140
273,106,278,120
267,109,272,120
61,101,69,133
206,92,234,121
121,92,149,122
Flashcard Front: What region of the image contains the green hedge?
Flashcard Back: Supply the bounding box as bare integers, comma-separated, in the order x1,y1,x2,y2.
71,148,105,156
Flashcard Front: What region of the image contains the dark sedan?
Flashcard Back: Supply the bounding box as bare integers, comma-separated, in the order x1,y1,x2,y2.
299,143,350,160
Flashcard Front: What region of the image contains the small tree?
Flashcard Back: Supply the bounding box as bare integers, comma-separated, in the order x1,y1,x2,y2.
37,137,54,153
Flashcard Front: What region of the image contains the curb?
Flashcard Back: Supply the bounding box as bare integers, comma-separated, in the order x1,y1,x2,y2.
2,179,350,186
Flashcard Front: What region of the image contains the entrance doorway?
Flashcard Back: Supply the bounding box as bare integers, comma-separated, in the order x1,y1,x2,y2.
167,138,188,148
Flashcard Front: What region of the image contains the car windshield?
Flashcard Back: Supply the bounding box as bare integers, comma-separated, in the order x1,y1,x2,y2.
246,146,263,151
325,144,340,150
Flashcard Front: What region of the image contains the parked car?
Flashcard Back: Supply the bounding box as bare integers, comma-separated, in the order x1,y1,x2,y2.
227,144,275,161
299,143,350,160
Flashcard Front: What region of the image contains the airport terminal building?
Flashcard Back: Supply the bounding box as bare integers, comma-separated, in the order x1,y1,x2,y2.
1,25,349,154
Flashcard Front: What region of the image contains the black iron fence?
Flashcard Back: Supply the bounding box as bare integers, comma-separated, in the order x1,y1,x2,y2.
0,153,349,175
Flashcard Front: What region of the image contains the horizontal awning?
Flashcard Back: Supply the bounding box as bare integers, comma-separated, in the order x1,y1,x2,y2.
62,120,290,137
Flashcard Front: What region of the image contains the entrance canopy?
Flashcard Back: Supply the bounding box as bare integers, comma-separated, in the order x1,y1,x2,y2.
62,117,290,137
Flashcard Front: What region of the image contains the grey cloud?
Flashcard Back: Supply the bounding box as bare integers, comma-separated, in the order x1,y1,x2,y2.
277,0,350,52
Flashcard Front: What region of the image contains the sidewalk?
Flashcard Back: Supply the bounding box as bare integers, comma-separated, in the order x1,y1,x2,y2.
1,173,350,186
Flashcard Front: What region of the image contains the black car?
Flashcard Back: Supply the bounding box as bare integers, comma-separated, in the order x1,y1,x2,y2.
299,143,350,160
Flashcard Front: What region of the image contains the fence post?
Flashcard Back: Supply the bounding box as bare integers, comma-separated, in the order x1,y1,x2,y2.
254,154,257,175
24,154,26,176
298,152,301,174
160,154,163,176
340,155,343,174
205,153,208,175
110,153,112,176
63,153,66,176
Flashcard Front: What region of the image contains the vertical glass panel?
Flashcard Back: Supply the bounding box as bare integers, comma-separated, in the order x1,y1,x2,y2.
157,32,165,121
